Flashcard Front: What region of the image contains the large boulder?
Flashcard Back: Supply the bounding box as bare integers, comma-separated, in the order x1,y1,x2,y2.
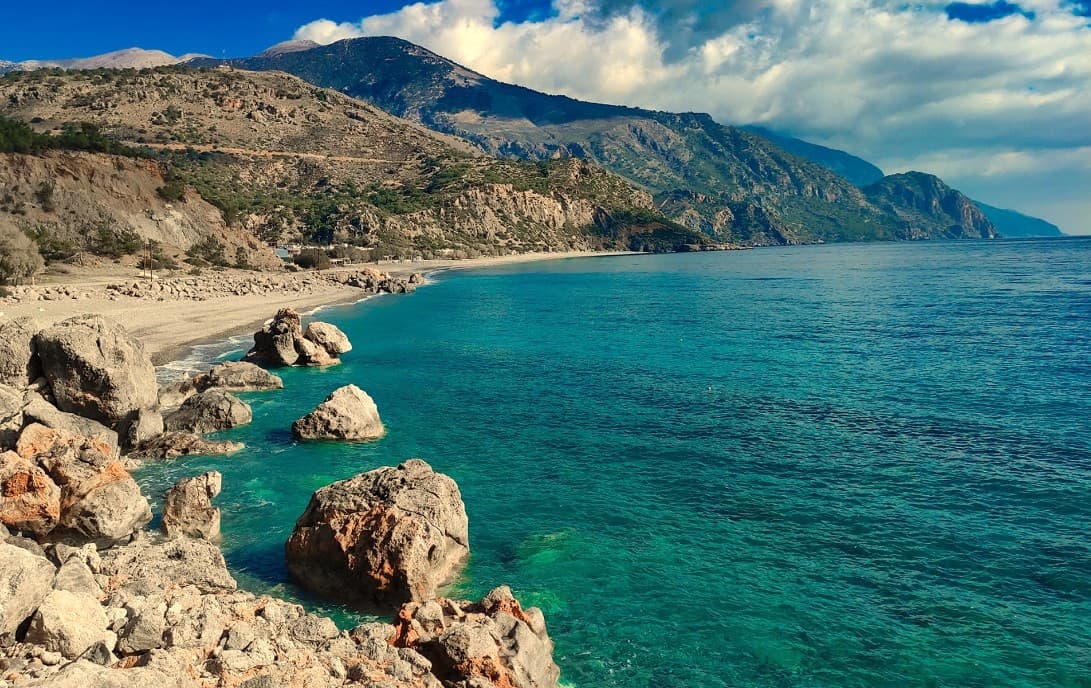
0,450,61,536
391,586,561,688
0,541,56,637
97,534,237,593
120,408,165,449
291,385,384,441
161,471,222,541
246,308,351,368
17,424,151,546
285,459,469,610
245,308,303,367
163,390,251,434
128,432,243,463
21,395,120,459
304,322,352,356
25,589,116,659
205,361,284,392
0,316,41,388
33,315,157,426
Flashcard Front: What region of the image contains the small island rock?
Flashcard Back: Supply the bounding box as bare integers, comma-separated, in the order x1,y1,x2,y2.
285,459,469,610
161,471,222,541
291,384,384,441
304,322,352,356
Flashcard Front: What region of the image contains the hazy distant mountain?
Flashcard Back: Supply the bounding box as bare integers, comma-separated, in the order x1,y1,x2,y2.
190,36,997,245
743,126,886,187
975,203,1064,237
2,48,208,72
863,172,997,239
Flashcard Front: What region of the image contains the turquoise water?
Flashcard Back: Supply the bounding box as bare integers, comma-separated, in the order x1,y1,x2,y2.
138,239,1091,687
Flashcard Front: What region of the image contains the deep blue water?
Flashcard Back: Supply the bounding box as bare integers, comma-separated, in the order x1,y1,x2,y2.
138,238,1091,687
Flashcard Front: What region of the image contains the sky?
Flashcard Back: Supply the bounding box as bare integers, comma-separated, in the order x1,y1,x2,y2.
2,0,1089,234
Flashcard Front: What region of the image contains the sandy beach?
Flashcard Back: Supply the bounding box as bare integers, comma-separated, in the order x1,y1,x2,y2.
0,251,631,365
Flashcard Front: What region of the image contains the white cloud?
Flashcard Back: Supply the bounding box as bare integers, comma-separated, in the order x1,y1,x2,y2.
294,0,1091,232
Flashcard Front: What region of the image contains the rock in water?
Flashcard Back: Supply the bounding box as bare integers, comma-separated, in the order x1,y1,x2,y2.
291,385,384,441
246,308,352,367
0,316,41,387
0,541,56,637
0,449,61,536
128,432,243,462
391,586,561,688
161,471,222,541
33,315,157,426
163,390,252,434
205,361,284,392
245,308,303,367
303,321,352,356
285,459,469,609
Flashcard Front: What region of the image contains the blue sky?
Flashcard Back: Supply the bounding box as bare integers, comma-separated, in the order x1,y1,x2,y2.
3,1,1090,233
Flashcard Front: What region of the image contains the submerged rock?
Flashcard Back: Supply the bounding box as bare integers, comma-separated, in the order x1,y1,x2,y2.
161,471,222,541
285,459,469,610
291,384,384,441
33,315,157,426
163,390,251,434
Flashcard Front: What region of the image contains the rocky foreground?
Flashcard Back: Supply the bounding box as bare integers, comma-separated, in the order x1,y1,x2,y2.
0,310,561,687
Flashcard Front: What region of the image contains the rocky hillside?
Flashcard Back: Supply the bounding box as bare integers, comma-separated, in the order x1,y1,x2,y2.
863,172,997,239
195,37,995,246
0,67,707,269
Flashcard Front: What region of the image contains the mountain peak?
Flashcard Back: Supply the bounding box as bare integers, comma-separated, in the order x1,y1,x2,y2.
257,39,320,58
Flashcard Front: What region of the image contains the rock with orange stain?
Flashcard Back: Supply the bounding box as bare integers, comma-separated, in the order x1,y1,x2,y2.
14,423,151,545
0,449,61,536
391,586,560,688
285,459,468,610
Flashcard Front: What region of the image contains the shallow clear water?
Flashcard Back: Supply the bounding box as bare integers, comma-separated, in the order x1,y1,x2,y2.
137,238,1091,688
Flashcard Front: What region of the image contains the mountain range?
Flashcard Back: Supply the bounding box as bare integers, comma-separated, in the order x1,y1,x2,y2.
0,39,1065,245
188,36,1061,241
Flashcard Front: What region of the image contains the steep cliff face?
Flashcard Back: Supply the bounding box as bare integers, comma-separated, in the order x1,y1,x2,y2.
864,172,997,239
0,151,281,268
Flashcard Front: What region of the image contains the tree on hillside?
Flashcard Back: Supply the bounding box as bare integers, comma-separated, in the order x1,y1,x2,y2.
0,225,45,284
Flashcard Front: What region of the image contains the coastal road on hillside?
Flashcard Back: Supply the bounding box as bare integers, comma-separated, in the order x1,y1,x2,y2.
126,141,412,165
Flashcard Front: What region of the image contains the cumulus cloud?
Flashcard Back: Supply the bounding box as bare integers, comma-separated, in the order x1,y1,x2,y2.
295,0,1091,231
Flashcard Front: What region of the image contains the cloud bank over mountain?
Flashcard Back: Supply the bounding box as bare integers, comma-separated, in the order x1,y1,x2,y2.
294,0,1091,232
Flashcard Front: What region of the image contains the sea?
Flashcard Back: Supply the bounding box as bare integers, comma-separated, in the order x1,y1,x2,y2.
136,237,1091,688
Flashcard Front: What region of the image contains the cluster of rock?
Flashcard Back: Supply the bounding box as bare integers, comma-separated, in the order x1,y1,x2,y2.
245,307,353,367
1,309,562,688
0,269,422,306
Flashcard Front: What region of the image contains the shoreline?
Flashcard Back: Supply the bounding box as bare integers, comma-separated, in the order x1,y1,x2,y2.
0,250,639,371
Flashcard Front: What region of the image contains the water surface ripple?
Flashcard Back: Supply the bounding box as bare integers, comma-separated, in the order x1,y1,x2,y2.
138,239,1091,687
